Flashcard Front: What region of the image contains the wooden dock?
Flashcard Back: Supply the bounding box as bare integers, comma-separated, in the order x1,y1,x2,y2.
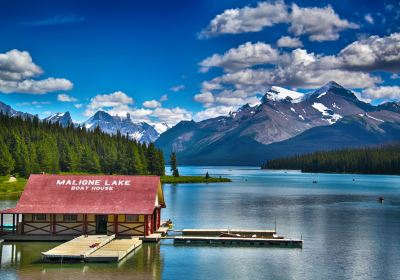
86,237,142,262
140,233,162,242
176,228,277,237
174,236,302,247
42,234,115,261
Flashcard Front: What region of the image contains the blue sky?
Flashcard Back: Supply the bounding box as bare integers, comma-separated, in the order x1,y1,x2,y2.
0,0,399,126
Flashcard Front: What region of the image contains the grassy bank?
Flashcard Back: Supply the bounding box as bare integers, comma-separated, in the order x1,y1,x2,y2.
0,175,231,198
0,176,27,198
161,175,231,184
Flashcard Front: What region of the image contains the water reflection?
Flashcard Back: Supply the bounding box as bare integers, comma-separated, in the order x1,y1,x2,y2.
0,243,163,280
1,167,400,280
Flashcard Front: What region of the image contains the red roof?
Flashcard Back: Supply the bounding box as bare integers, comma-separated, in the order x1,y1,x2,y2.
1,174,163,215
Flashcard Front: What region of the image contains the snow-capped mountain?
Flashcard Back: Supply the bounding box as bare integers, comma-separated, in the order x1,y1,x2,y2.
156,81,400,165
82,111,159,143
0,101,162,143
44,112,73,127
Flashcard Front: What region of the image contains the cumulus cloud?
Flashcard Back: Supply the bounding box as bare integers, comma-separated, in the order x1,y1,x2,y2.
289,4,359,42
0,78,73,94
199,1,357,41
85,91,134,116
194,105,235,121
58,93,77,102
360,86,400,100
74,103,83,108
197,33,400,106
84,90,191,127
152,107,192,126
194,92,215,105
0,49,73,94
143,100,161,108
199,1,289,38
199,42,280,72
170,85,185,92
277,36,303,48
337,33,400,72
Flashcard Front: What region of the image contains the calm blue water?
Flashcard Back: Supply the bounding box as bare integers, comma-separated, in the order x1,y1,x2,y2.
1,166,400,280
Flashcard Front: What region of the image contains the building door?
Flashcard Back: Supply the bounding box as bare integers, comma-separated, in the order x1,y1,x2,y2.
96,215,108,234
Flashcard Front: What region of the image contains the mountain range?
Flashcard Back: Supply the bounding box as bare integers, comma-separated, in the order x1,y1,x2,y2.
2,81,400,164
155,81,400,165
0,101,159,144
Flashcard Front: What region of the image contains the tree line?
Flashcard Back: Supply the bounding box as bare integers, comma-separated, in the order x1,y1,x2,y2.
262,143,400,175
0,114,165,177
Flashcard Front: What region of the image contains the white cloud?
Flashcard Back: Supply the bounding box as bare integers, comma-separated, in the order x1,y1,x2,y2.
289,4,359,42
160,94,168,102
0,49,42,81
337,33,400,72
0,49,73,94
199,1,289,38
0,78,73,94
194,92,215,105
364,14,374,24
143,100,161,108
57,93,77,102
84,90,191,127
199,42,280,72
152,107,192,126
199,1,357,42
361,86,400,100
170,85,185,92
277,36,303,48
194,105,235,121
74,103,83,108
85,91,134,116
391,74,399,79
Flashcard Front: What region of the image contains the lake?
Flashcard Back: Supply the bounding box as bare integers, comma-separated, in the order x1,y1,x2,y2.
1,166,400,280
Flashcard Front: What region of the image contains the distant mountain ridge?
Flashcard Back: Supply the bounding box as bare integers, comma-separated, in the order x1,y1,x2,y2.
0,102,160,144
155,81,400,165
82,111,159,143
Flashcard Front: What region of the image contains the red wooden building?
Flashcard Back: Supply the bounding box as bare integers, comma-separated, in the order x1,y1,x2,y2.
0,174,165,237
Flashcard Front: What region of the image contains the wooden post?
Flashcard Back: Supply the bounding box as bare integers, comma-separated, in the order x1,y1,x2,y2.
144,215,147,237
12,214,15,233
114,214,118,235
21,214,24,235
52,214,56,235
1,213,3,233
83,214,87,234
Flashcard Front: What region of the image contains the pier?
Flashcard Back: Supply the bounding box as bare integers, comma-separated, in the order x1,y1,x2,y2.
86,237,142,262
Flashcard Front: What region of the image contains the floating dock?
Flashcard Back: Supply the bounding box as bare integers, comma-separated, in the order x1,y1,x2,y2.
176,228,277,237
174,236,302,247
85,237,142,262
172,228,302,247
42,234,116,261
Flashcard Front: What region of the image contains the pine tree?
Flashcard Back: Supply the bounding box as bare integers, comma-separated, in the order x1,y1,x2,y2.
170,152,179,177
205,171,210,179
0,138,14,175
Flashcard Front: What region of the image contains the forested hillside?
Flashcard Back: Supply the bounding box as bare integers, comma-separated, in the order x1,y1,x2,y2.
0,114,165,178
262,143,400,175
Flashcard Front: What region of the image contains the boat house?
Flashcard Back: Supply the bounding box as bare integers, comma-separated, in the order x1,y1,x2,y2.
0,174,165,237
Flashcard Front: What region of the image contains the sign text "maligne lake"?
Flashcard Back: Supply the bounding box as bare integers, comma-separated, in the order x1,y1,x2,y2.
56,179,132,191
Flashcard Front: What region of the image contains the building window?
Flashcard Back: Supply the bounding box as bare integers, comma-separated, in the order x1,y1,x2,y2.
32,214,46,221
126,214,139,222
64,214,78,222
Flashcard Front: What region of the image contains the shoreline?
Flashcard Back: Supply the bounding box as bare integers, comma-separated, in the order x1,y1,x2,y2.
261,168,400,176
0,175,231,198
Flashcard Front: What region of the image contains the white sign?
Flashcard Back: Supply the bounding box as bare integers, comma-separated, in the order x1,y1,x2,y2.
55,179,131,191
